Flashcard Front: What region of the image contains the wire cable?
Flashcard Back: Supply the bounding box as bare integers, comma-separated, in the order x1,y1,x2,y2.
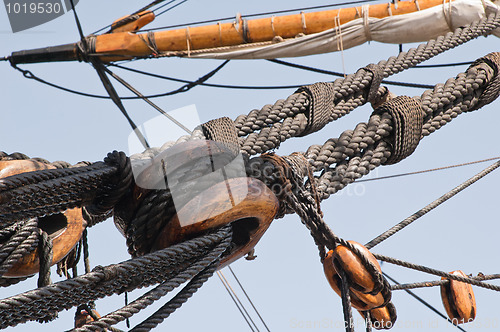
219,270,260,332
382,271,468,332
268,59,434,89
217,271,256,332
228,266,271,332
101,65,192,134
140,0,382,32
365,159,500,249
356,156,500,183
156,0,188,17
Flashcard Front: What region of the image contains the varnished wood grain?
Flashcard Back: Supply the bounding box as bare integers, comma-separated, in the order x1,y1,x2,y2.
323,250,384,311
154,177,278,268
440,270,476,324
333,240,381,294
111,11,155,33
359,302,397,330
94,0,449,61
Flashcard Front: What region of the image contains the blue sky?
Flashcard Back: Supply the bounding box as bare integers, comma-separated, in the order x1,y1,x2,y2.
1,1,499,331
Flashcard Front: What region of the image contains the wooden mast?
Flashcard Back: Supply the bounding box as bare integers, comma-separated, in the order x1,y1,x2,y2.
9,0,452,64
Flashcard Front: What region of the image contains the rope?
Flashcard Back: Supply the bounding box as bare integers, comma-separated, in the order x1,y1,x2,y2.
375,253,500,291
392,274,500,290
382,272,468,332
236,14,500,155
0,228,230,329
365,159,500,249
129,259,221,331
0,151,131,227
0,220,39,278
74,226,232,331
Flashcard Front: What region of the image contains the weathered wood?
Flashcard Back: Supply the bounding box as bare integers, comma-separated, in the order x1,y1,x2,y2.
0,160,85,278
440,270,476,324
333,240,381,294
154,177,279,268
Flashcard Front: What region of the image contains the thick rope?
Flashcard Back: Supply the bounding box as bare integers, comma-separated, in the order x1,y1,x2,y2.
0,219,39,277
0,151,132,227
74,226,232,331
129,256,221,331
0,228,230,329
236,13,500,155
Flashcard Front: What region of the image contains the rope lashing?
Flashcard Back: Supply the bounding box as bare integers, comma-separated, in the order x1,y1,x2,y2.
466,52,500,110
200,116,240,156
235,13,500,154
373,96,424,165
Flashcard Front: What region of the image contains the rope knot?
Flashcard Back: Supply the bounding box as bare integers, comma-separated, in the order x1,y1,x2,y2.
87,151,133,216
372,96,424,165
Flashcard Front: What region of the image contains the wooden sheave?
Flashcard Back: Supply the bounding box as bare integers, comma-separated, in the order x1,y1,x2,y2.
96,0,449,61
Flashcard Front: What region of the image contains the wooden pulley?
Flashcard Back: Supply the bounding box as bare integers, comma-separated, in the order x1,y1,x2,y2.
0,160,85,278
113,139,238,237
440,270,476,324
323,250,386,311
360,302,397,330
74,305,102,328
332,240,382,294
110,10,155,33
153,177,279,268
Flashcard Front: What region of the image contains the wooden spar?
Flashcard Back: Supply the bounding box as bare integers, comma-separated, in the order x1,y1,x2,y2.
9,0,453,64
95,0,450,61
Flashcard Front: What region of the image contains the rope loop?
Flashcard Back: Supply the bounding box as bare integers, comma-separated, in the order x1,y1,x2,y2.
86,151,133,216
372,96,424,165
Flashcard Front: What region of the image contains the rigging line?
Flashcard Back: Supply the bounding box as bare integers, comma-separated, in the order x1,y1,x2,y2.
109,63,305,90
92,60,151,148
356,156,500,183
392,274,500,291
219,270,261,332
365,159,500,250
152,0,178,13
382,271,468,332
92,0,179,35
375,254,500,292
66,0,148,148
68,0,85,41
156,0,188,17
268,59,434,89
101,65,192,134
217,271,257,332
140,0,381,32
228,266,271,332
414,61,473,68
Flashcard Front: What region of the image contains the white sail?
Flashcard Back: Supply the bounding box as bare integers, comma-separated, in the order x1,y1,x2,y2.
186,0,500,59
